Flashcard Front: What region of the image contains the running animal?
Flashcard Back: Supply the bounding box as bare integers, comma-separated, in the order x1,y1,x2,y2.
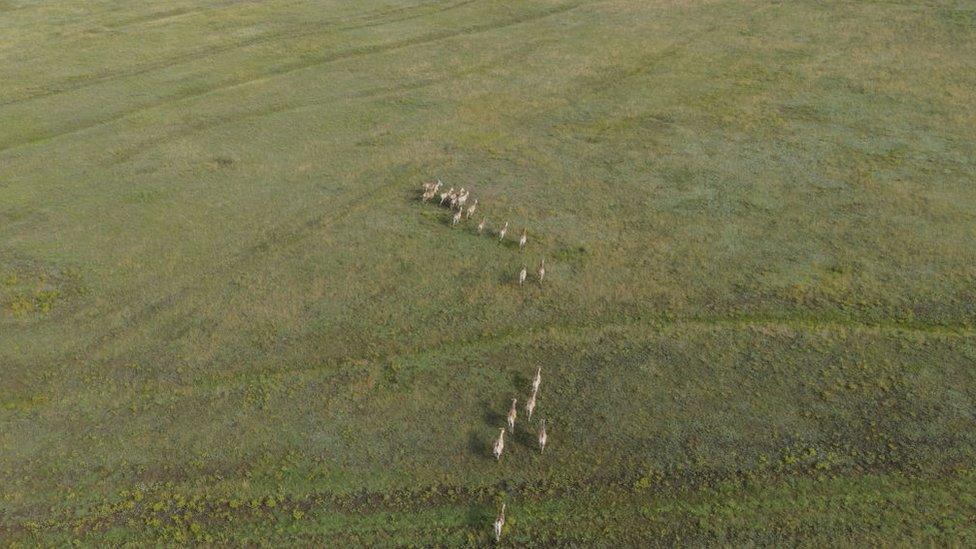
493,428,505,460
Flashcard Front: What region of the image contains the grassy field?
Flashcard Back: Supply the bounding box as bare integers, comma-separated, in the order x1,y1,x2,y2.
2,0,976,544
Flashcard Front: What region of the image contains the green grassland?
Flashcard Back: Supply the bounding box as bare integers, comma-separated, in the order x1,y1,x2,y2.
2,0,976,544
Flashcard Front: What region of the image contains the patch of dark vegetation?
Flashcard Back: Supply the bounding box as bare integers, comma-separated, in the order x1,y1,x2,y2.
939,8,976,28
211,156,236,168
550,244,587,268
0,206,45,227
10,445,971,544
779,102,826,123
123,188,168,205
0,251,84,319
355,132,393,147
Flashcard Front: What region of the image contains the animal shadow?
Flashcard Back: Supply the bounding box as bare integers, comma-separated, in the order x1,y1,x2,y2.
513,425,538,449
510,372,530,392
498,269,527,285
467,429,492,461
465,504,492,526
484,406,506,426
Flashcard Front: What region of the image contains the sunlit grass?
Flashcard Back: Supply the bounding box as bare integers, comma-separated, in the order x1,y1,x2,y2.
1,0,975,544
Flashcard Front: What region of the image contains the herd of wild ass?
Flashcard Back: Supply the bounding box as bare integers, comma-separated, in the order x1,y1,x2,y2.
491,365,547,543
418,179,550,542
420,179,545,285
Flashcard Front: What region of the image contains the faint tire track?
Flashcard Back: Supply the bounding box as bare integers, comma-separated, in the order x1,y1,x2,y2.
0,0,479,107
42,305,976,413
71,162,415,363
0,2,582,154
201,313,976,389
102,6,198,29
102,0,268,30
109,44,528,164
